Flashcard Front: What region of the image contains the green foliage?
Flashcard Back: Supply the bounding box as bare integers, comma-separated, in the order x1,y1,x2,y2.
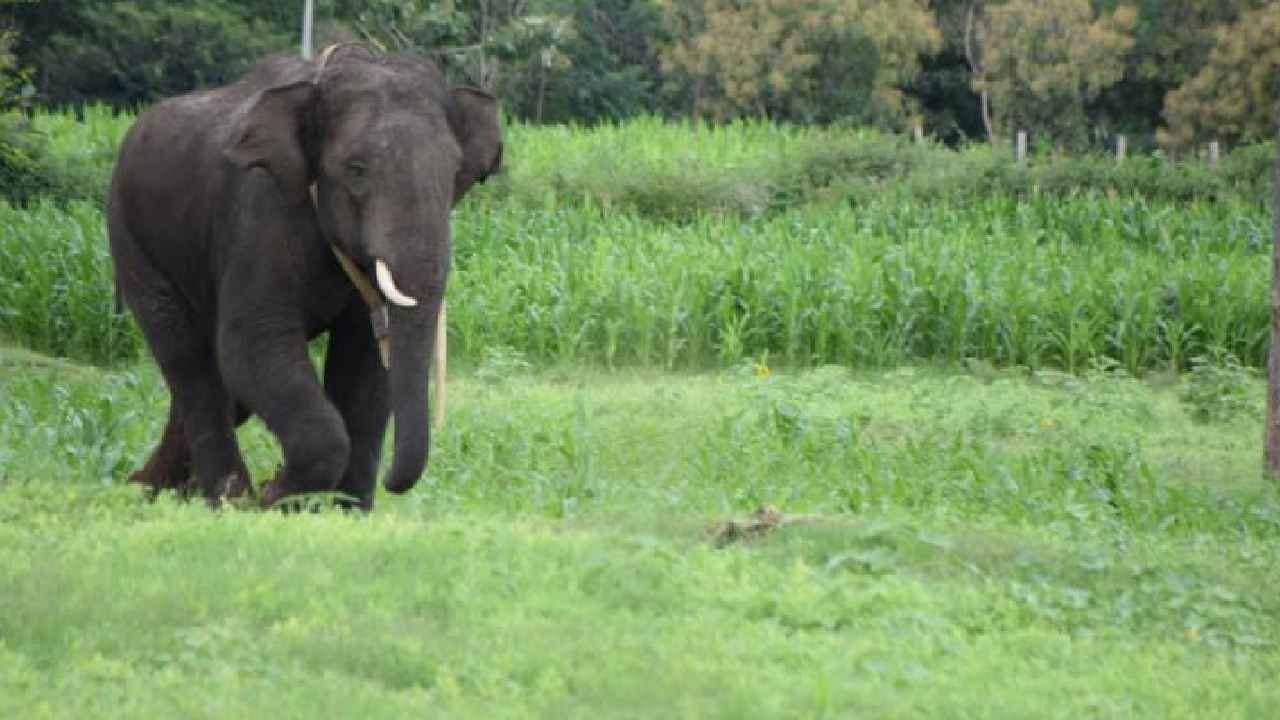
3,113,1275,374
35,1,291,108
2,357,1280,715
1160,3,1280,147
525,0,664,124
0,103,126,207
970,0,1137,147
0,200,140,363
0,25,33,111
1181,349,1262,424
0,116,58,205
658,0,940,126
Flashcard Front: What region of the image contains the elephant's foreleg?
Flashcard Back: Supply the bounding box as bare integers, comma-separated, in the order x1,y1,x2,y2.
324,303,391,511
218,314,350,509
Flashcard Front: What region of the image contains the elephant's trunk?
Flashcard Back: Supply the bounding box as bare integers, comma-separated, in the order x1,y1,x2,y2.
382,293,441,494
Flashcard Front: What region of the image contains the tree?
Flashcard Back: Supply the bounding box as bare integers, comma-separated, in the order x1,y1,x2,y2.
0,24,31,111
658,0,939,125
1160,3,1280,148
31,2,290,107
527,0,665,124
345,0,578,119
897,0,983,145
966,0,1136,147
1090,0,1262,145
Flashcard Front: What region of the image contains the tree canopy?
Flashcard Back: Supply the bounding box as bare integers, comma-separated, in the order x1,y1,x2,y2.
2,0,1275,149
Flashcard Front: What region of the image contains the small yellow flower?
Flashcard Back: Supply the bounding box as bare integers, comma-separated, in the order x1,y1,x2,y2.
754,362,771,379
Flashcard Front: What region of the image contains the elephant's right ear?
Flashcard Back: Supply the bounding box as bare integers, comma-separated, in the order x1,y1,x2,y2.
224,81,318,205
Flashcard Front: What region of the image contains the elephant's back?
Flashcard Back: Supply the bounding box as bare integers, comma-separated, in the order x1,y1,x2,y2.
108,53,315,302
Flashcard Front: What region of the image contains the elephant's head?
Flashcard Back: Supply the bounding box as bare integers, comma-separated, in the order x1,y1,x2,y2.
225,45,503,494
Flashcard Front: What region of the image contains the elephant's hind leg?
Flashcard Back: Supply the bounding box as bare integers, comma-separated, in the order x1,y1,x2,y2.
128,402,254,499
128,404,193,497
218,318,350,509
115,252,251,505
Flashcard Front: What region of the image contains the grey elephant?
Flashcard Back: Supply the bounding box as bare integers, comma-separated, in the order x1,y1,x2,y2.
108,44,502,509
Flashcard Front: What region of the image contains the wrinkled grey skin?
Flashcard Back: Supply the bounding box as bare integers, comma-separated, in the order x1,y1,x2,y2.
108,46,502,510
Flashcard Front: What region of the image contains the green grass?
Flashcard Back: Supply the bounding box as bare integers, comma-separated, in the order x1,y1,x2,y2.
23,106,1272,215
5,192,1267,374
2,108,1271,373
2,347,1279,716
4,106,1278,717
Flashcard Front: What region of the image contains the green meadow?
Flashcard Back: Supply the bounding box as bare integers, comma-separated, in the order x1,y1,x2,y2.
1,111,1277,716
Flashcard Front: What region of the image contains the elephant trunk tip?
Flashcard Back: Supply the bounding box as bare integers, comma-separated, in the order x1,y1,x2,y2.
383,445,427,494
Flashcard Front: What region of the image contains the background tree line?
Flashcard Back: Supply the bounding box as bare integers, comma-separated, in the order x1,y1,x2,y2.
1,0,1277,150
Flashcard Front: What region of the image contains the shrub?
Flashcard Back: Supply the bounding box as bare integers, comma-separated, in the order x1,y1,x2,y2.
1180,350,1262,424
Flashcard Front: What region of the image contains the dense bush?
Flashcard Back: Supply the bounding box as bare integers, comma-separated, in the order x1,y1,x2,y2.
14,105,1277,215
0,106,123,207
494,118,1274,220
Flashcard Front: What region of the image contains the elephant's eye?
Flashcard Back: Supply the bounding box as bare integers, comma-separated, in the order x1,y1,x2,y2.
346,160,369,179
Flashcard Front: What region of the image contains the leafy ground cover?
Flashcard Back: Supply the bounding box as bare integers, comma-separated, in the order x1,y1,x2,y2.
2,346,1278,717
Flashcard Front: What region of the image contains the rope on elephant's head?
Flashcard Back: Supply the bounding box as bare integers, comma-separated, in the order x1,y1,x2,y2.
312,42,370,85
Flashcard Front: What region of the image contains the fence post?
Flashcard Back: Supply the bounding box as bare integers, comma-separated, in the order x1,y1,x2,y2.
1116,135,1127,163
914,123,924,145
1209,140,1221,167
1016,131,1027,164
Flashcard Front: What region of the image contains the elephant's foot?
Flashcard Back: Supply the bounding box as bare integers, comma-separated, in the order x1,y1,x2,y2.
259,468,359,512
128,459,194,498
259,467,303,510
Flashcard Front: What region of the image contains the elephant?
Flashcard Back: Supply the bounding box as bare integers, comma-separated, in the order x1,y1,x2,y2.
108,44,503,510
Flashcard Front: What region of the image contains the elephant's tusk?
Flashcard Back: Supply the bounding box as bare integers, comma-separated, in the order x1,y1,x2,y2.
375,259,418,307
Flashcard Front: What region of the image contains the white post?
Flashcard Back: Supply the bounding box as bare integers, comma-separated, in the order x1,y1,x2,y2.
1117,135,1127,163
1016,131,1027,164
301,0,314,60
913,123,924,144
1209,140,1221,167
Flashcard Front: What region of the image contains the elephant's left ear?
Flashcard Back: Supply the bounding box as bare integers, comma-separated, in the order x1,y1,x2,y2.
450,87,503,205
225,81,318,206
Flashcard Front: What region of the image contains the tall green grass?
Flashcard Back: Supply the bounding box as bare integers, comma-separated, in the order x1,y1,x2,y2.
1,108,1271,372
0,192,1269,373
448,194,1268,373
0,201,137,362
3,355,1280,717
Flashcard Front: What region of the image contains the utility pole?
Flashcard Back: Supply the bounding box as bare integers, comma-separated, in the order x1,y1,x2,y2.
1267,129,1280,476
301,0,314,60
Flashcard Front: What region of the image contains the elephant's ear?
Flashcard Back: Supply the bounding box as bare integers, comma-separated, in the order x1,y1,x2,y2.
224,81,318,205
450,87,503,205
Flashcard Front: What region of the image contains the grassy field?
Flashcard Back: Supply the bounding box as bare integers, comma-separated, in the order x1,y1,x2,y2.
2,109,1278,716
1,194,1272,372
2,345,1279,717
3,107,1273,372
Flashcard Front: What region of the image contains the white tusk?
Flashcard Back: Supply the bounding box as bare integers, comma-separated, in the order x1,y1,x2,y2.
375,259,418,307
